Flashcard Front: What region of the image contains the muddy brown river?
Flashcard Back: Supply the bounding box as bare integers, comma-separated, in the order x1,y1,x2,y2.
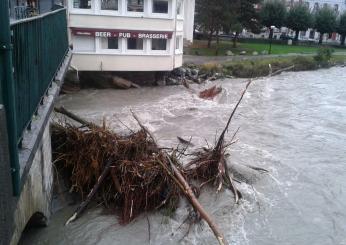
20,67,346,245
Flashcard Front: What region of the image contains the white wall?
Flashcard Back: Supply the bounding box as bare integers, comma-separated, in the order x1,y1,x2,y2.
71,53,183,71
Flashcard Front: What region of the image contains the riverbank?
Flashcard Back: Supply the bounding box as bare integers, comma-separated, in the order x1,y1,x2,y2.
185,54,346,79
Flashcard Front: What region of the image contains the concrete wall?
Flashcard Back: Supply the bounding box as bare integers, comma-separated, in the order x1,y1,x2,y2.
0,50,71,245
10,122,53,245
0,105,14,245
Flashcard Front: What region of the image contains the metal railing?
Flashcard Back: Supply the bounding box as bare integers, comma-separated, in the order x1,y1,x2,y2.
11,8,69,143
0,6,68,195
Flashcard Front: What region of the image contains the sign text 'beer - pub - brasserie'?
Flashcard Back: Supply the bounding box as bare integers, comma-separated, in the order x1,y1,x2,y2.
71,28,173,39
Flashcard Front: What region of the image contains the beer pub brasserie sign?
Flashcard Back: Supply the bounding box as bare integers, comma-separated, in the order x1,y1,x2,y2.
71,28,173,39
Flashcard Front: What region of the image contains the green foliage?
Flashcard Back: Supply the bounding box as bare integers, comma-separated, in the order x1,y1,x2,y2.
195,0,232,36
314,6,337,43
199,62,223,75
292,56,318,70
238,0,262,33
222,56,321,78
286,4,313,40
314,47,334,66
260,0,287,28
196,0,261,46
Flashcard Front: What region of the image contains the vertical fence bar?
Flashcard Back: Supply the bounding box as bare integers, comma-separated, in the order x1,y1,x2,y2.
0,0,20,196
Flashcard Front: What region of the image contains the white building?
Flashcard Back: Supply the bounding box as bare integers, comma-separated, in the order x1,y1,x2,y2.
68,0,195,71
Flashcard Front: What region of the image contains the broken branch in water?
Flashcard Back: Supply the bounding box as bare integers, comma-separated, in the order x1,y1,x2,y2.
65,159,114,225
185,80,252,203
131,111,228,245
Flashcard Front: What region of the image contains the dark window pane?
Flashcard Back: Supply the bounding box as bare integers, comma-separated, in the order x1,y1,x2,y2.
127,38,143,50
108,38,118,49
73,0,91,9
101,0,118,10
153,0,168,13
128,0,144,12
152,39,167,50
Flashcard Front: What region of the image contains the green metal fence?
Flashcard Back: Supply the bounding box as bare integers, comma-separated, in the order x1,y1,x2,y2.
11,8,69,143
0,6,68,195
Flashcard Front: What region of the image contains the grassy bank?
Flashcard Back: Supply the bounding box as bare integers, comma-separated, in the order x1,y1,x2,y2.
195,55,346,78
186,40,346,56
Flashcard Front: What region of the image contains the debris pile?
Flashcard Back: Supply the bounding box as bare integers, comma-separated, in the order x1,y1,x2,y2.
52,80,262,245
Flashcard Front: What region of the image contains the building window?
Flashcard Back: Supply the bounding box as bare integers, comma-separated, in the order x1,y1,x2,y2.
127,0,144,12
152,39,167,50
177,0,183,16
152,0,168,13
73,0,91,9
73,36,95,52
175,36,180,50
101,0,118,10
101,37,119,49
127,38,144,50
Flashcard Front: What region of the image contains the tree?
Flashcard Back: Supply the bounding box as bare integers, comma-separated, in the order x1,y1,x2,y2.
286,3,313,41
260,0,287,39
238,0,262,34
337,11,346,46
314,6,337,44
196,0,261,48
222,0,261,48
195,0,232,48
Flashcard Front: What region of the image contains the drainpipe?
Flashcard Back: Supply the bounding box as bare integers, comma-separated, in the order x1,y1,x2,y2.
0,0,20,196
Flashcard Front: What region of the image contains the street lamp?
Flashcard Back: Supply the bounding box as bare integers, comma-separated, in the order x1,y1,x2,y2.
269,25,275,55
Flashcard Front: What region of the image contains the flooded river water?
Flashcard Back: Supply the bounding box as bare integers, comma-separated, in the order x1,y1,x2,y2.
21,67,346,245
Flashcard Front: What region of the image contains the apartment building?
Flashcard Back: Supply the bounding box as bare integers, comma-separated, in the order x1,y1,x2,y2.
68,0,195,71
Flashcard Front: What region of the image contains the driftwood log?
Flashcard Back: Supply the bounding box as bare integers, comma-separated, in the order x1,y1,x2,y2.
131,111,228,245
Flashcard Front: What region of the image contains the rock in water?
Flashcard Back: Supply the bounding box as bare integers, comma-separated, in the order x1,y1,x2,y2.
166,77,180,86
226,50,234,56
191,69,199,76
112,76,136,89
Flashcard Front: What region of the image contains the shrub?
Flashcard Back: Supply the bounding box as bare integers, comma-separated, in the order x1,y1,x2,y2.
293,56,318,70
314,47,334,66
199,62,223,75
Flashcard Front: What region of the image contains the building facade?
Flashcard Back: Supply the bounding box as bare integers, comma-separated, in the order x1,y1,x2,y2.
68,0,195,71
